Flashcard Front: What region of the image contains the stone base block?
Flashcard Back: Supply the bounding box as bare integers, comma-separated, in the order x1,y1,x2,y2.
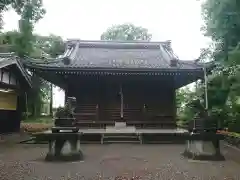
45,150,83,162
181,149,225,161
114,122,127,128
182,140,225,161
105,126,136,133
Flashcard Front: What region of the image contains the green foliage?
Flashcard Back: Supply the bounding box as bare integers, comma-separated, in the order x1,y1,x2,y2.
201,0,240,49
0,31,64,118
55,107,72,119
0,31,65,57
23,116,53,124
177,0,240,133
0,1,63,119
34,34,65,58
176,87,202,126
0,0,45,22
0,0,45,55
0,13,3,30
101,23,152,41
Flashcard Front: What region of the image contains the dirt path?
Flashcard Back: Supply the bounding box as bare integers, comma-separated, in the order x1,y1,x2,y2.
0,144,240,180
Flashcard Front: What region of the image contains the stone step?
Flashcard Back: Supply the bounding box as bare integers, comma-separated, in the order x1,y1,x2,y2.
145,140,182,144
103,135,139,138
103,134,140,143
103,140,140,144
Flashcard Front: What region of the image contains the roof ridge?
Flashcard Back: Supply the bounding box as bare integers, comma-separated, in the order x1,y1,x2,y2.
22,55,64,64
0,52,15,57
66,39,171,45
0,53,32,87
179,60,200,65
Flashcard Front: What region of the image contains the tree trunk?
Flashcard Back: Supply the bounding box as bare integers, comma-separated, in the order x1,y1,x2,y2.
50,83,53,117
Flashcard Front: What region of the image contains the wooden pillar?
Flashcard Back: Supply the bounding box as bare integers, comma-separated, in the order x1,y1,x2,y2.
173,88,176,123
120,84,123,119
49,83,53,117
171,76,177,127
64,86,68,105
15,94,22,132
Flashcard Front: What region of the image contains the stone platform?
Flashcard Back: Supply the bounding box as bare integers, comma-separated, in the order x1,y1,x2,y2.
34,129,83,162
182,132,225,161
33,127,225,161
105,122,136,133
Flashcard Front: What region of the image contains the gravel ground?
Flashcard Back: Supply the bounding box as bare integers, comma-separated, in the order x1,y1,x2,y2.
0,144,240,180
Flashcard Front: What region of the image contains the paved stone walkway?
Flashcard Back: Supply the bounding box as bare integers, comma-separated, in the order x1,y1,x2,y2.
0,144,240,180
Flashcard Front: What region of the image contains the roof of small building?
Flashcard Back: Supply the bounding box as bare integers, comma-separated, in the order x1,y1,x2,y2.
0,53,32,88
23,40,205,71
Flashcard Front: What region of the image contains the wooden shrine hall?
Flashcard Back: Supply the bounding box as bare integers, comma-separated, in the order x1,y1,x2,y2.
0,53,31,133
24,40,208,129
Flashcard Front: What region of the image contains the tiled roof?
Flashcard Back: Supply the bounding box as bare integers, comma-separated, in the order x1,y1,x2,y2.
0,53,32,87
24,40,204,71
0,53,17,68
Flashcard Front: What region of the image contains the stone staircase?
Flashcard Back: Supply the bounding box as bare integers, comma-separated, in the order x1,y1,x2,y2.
101,133,141,144
102,122,141,144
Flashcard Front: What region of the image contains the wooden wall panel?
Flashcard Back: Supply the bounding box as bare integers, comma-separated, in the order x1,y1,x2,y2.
0,69,17,85
71,77,176,124
0,110,18,133
10,73,17,85
74,83,99,104
2,71,9,84
0,91,17,110
0,95,21,133
123,81,174,115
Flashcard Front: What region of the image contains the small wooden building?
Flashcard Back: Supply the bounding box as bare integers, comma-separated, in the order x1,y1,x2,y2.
0,53,31,133
24,40,206,129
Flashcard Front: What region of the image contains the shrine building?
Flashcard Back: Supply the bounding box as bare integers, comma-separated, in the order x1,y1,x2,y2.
24,40,208,129
0,53,31,133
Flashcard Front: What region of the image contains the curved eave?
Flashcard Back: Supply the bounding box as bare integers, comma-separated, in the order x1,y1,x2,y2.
24,63,204,73
25,64,205,90
22,55,64,65
15,59,32,88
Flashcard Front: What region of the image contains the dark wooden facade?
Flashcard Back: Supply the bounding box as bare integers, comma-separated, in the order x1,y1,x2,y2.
24,40,208,129
0,53,31,134
66,75,177,128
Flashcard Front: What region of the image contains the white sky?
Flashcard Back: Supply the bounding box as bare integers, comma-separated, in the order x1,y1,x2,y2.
3,0,210,107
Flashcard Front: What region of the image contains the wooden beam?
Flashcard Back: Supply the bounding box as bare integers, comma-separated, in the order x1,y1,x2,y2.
0,69,3,82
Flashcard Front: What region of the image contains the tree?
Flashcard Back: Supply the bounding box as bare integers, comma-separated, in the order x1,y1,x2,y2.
101,23,152,41
0,0,49,118
34,34,65,58
0,0,45,30
17,1,46,117
0,0,45,56
176,86,203,126
201,0,240,60
175,0,240,132
0,13,3,30
0,31,65,117
33,34,65,116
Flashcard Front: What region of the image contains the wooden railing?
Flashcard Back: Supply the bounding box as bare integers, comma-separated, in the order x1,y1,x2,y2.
73,103,176,129
74,104,99,127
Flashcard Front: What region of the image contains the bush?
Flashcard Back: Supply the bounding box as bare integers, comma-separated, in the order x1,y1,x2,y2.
217,130,240,147
21,123,52,133
55,107,72,118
